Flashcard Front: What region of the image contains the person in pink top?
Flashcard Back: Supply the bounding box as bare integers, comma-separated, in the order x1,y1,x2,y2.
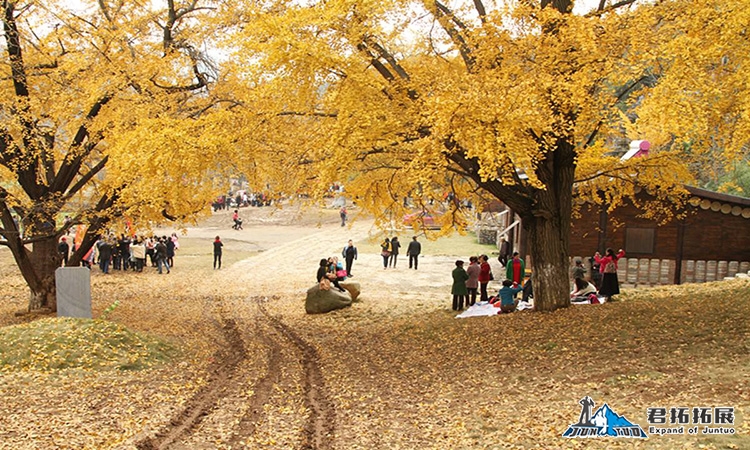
478,254,492,302
594,248,625,301
465,256,481,306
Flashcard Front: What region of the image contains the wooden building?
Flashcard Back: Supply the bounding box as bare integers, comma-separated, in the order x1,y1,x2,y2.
569,186,750,285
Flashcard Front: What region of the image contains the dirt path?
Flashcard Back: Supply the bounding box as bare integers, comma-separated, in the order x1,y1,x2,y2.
132,211,376,449
131,206,502,449
134,298,248,450
255,296,335,450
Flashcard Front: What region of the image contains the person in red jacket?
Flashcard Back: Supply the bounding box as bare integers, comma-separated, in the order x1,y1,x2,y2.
478,254,492,302
594,248,625,301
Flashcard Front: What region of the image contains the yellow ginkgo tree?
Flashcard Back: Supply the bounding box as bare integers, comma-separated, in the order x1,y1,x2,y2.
220,0,749,311
0,0,233,311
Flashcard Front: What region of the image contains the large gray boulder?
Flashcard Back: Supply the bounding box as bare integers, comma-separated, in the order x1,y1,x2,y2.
305,285,353,314
339,281,361,302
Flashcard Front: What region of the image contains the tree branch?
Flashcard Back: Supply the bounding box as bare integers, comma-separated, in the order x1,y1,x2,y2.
277,110,338,118
50,91,112,194
3,1,30,97
151,72,208,92
63,155,109,201
583,74,648,148
363,36,410,81
473,0,487,24
357,42,396,82
432,1,476,71
586,0,638,17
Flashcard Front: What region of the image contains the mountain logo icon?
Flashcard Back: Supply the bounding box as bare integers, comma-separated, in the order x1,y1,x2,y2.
563,396,648,439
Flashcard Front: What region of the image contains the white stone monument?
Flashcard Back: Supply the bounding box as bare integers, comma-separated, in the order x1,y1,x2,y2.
55,267,92,319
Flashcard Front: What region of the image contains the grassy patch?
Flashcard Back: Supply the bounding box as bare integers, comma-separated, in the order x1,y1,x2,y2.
0,317,177,372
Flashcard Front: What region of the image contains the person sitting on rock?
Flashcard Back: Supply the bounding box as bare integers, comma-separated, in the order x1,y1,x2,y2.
320,258,346,292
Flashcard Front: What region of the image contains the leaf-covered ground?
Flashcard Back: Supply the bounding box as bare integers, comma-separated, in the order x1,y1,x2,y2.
0,206,747,449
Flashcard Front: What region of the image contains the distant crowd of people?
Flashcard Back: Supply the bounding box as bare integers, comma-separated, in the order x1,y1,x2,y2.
213,191,274,212
59,233,180,275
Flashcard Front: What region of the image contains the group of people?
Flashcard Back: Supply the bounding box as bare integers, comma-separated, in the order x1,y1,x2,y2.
450,255,493,311
316,256,349,292
314,239,361,292
451,247,627,313
59,233,179,275
380,236,422,269
570,248,626,303
450,253,529,312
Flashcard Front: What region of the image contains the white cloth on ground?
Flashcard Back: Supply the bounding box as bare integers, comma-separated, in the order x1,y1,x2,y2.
455,302,500,318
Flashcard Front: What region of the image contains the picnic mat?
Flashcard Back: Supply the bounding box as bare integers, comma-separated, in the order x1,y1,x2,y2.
455,300,534,318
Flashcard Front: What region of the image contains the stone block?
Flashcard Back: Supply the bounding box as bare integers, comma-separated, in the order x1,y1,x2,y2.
683,260,695,283
728,261,739,277
659,260,673,285
55,267,92,319
626,258,638,284
477,228,497,245
649,259,661,284
695,260,706,283
717,261,728,280
706,261,717,282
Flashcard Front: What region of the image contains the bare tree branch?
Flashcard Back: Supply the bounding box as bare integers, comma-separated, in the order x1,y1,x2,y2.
52,96,112,194
363,36,410,81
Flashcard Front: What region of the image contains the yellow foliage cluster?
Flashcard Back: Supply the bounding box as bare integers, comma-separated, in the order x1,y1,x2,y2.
218,0,748,220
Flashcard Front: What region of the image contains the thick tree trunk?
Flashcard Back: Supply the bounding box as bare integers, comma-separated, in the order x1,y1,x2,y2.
525,214,571,312
27,239,61,312
524,140,576,312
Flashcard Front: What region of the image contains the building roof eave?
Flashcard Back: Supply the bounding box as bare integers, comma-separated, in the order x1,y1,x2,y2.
685,185,750,207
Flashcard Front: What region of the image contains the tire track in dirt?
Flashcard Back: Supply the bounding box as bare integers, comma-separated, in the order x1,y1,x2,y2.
226,312,284,448
255,295,336,450
134,299,247,450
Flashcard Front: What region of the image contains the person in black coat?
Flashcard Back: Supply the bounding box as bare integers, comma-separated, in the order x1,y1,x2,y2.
498,236,511,267
388,237,401,268
317,258,345,292
342,240,358,277
58,237,69,267
406,236,421,270
213,236,223,269
98,239,113,274
155,238,170,274
166,236,176,267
